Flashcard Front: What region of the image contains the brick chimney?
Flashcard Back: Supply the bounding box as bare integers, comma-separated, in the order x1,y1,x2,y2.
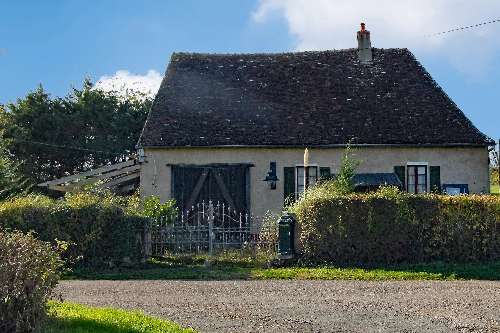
357,23,372,64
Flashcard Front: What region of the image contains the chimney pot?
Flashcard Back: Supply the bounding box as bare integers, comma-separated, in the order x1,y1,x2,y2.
357,23,372,64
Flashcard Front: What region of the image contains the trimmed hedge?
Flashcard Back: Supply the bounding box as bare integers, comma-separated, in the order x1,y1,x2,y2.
292,188,500,265
0,193,146,267
0,230,63,333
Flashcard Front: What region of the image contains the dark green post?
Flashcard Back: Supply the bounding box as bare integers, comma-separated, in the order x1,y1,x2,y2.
278,212,296,258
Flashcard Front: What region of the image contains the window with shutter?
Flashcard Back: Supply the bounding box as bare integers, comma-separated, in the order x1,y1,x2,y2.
283,167,295,205
320,167,331,181
296,166,318,197
394,166,405,190
407,165,427,194
429,166,441,193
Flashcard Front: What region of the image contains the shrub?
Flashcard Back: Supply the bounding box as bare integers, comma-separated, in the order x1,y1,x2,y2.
291,186,500,265
331,144,360,194
491,167,499,185
0,192,146,268
142,196,178,223
256,212,279,260
0,230,63,333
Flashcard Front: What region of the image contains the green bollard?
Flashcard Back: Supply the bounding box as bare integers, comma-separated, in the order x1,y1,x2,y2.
278,212,295,258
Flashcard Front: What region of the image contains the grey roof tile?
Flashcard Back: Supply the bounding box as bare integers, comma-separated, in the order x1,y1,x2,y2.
139,48,492,147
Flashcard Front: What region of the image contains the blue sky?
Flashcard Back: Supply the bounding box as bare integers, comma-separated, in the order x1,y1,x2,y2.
0,0,498,140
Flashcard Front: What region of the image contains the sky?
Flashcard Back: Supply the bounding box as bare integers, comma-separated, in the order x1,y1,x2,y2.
0,0,499,141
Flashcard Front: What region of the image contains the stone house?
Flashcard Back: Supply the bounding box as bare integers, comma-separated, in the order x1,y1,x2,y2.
137,25,493,225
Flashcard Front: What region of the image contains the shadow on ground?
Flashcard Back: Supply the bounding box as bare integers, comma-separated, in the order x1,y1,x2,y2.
64,259,500,281
384,262,500,280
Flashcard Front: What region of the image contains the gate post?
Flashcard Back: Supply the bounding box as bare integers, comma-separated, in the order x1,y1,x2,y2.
143,219,152,260
208,201,214,255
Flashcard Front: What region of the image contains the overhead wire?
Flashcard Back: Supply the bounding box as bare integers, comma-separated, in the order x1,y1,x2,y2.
422,18,500,38
12,139,126,156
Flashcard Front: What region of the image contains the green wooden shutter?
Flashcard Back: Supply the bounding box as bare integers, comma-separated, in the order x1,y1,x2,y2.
319,167,331,182
394,166,406,190
320,167,331,178
430,166,441,193
283,167,296,205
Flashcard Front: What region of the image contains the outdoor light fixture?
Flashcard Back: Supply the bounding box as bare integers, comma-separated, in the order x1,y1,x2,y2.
137,148,146,163
264,161,278,189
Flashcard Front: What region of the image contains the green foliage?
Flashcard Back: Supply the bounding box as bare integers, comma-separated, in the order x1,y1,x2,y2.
492,184,499,195
0,81,151,195
0,152,30,200
0,230,63,333
255,212,279,262
0,106,30,199
491,167,499,185
291,187,500,265
142,196,178,222
0,192,146,268
332,144,360,194
299,145,361,201
44,301,196,333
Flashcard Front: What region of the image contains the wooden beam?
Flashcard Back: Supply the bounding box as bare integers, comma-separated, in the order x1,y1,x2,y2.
213,171,237,210
47,184,72,192
184,169,209,210
99,173,140,189
38,160,136,187
61,165,141,187
95,165,140,179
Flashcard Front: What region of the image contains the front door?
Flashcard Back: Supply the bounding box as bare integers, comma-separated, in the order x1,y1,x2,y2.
172,165,249,213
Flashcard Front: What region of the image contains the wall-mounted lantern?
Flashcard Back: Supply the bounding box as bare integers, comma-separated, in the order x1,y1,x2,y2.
137,148,145,163
264,161,279,190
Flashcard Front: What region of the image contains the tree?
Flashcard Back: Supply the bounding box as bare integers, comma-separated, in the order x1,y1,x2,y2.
0,80,152,195
0,153,30,200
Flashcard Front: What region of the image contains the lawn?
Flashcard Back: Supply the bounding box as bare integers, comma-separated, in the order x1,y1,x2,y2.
66,259,500,281
43,301,196,333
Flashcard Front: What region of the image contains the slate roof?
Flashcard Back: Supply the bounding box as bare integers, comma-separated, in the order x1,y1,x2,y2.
138,48,492,147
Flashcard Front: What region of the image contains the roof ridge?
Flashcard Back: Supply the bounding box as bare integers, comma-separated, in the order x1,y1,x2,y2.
170,47,409,59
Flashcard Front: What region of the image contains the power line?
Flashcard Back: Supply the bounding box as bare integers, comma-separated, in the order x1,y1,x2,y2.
14,140,127,156
423,18,500,38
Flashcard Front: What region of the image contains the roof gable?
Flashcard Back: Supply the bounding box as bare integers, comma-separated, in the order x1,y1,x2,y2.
139,48,492,147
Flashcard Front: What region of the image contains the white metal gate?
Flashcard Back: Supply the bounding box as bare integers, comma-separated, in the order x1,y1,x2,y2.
150,200,256,256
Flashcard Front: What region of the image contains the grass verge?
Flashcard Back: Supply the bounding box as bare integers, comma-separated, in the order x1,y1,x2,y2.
43,301,196,333
65,259,500,281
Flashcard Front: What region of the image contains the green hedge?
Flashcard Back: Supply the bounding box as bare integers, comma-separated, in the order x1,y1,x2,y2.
292,188,500,265
1,230,63,333
0,193,146,267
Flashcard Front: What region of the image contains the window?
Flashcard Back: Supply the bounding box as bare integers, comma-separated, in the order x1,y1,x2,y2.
296,166,318,198
407,165,427,193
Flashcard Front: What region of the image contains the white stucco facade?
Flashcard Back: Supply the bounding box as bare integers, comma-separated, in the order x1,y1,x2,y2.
140,146,490,227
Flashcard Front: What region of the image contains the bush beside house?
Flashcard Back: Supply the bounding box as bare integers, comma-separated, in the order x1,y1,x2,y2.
0,230,63,333
292,186,500,265
0,192,146,268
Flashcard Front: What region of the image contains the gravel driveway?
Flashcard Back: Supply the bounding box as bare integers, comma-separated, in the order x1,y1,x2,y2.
56,280,500,333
